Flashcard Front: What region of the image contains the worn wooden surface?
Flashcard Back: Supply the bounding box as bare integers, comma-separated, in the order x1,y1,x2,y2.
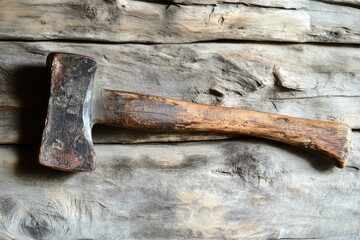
0,0,359,239
1,0,360,43
0,134,359,239
95,90,351,168
1,42,360,144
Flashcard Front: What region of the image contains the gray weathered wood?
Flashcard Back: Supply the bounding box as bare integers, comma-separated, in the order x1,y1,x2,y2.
1,0,359,239
172,0,360,8
0,42,359,143
0,132,359,239
1,0,360,43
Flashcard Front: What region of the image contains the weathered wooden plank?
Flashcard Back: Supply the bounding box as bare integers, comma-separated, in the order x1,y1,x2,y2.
0,132,359,239
171,0,360,8
0,42,359,143
1,0,360,43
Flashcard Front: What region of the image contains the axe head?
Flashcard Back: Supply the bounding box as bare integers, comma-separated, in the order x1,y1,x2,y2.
39,53,97,172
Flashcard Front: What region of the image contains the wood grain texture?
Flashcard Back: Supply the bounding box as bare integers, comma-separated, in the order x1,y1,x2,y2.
0,132,359,239
0,42,359,144
172,0,360,8
1,0,359,239
1,0,360,43
97,90,351,168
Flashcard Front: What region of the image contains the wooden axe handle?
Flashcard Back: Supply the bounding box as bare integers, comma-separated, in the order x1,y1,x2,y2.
97,90,351,168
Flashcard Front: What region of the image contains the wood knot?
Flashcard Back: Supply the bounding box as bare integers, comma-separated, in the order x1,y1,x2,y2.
21,213,52,240
327,30,342,38
221,143,287,185
83,0,121,23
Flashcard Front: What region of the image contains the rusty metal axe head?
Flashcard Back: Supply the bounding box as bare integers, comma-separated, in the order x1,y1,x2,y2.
38,53,97,172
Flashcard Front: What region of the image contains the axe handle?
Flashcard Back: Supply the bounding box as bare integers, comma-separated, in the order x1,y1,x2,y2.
96,90,351,168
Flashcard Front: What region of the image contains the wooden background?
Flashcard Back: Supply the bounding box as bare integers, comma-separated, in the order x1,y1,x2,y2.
0,0,359,239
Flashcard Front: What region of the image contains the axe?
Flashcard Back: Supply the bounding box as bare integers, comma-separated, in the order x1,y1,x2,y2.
39,52,351,172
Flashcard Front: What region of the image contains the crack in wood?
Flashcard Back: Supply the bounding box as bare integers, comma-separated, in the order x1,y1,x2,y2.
269,95,360,100
318,0,360,9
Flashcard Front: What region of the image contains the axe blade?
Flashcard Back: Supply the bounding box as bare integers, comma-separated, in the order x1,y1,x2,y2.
38,53,97,172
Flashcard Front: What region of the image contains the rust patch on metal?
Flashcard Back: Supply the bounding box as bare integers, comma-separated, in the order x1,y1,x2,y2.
38,53,97,172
